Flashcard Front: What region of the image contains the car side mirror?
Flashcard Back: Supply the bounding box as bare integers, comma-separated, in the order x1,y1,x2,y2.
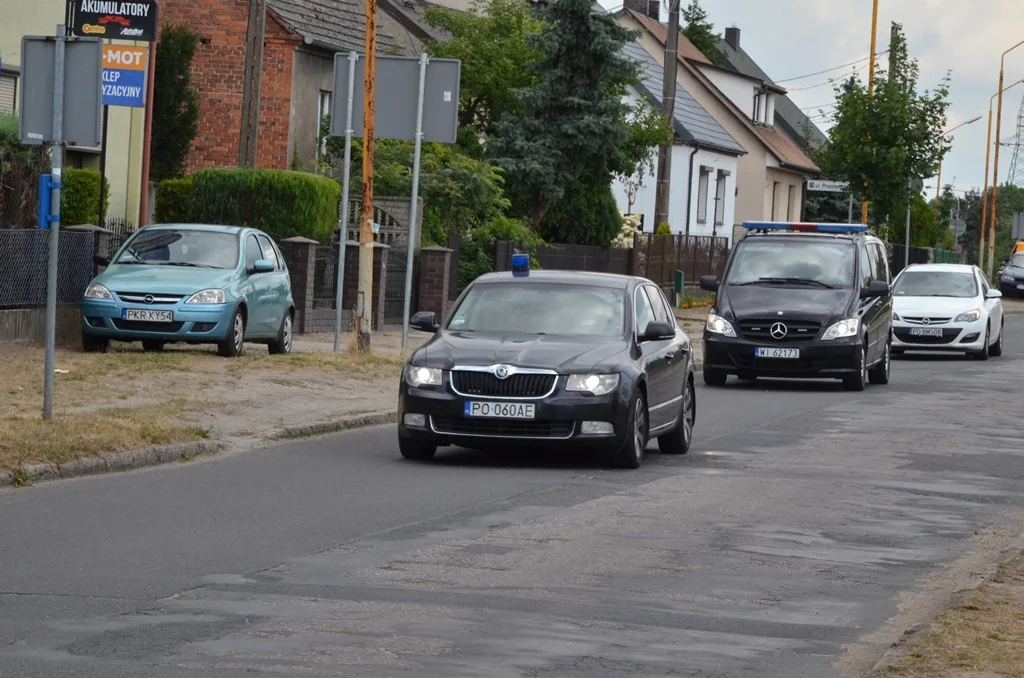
700,275,719,292
640,321,675,342
860,280,890,299
252,259,275,274
411,311,440,333
93,254,109,267
987,288,1003,299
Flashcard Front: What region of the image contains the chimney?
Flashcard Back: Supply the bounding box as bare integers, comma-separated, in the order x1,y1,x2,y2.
725,26,740,50
623,0,660,20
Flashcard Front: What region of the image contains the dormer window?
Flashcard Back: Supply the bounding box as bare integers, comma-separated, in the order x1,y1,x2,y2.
751,88,775,126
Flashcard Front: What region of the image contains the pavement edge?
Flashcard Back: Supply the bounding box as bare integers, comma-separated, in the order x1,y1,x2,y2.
269,410,397,441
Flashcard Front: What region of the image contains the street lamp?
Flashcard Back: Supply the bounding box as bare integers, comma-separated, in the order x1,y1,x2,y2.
981,78,1024,274
934,115,982,219
986,39,1024,279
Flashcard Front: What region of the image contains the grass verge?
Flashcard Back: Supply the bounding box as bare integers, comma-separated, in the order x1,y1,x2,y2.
0,400,211,471
881,552,1024,677
231,348,405,381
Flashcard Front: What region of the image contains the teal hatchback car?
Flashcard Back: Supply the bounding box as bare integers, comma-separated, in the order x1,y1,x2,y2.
82,224,294,357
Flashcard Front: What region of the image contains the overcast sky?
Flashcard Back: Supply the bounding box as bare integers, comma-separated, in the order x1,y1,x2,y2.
600,0,1024,197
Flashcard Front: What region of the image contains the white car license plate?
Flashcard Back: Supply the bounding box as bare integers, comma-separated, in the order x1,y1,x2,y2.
123,309,173,322
755,347,800,359
909,327,943,337
464,402,536,419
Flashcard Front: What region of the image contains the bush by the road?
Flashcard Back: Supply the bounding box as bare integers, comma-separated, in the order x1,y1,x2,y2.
154,177,193,224
61,169,109,226
189,169,340,242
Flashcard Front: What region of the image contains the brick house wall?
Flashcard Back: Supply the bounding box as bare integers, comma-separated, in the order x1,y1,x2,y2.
160,0,300,172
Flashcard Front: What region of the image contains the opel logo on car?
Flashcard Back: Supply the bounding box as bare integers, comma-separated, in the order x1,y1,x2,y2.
144,294,154,305
770,322,788,340
493,365,511,380
922,318,931,325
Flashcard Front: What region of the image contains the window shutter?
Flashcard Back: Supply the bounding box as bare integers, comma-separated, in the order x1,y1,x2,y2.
0,74,15,113
696,167,711,224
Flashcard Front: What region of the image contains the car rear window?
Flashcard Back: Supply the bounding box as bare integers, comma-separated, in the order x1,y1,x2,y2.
448,283,626,337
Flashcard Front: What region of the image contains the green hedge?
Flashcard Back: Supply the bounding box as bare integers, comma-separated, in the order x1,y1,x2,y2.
60,169,109,226
154,176,193,223
188,168,340,242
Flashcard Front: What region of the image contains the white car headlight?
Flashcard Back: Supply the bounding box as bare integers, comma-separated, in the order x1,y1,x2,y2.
405,366,443,388
954,308,981,323
566,373,620,396
822,318,860,341
706,313,737,337
185,289,226,305
84,283,113,301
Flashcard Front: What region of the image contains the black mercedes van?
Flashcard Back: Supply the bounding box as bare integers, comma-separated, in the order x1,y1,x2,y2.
699,222,893,392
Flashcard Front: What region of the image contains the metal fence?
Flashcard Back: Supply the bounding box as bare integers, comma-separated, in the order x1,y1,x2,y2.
0,229,95,309
889,244,931,277
313,244,340,310
633,234,730,288
494,241,631,275
104,218,137,258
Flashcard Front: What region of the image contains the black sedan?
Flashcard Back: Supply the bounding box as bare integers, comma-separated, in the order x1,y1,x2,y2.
398,269,696,469
998,253,1024,297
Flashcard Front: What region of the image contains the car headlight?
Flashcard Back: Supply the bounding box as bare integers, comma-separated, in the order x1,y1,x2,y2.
954,308,981,323
566,373,620,396
185,289,227,304
822,318,860,341
405,366,443,388
1001,274,1014,283
84,283,113,301
706,313,736,337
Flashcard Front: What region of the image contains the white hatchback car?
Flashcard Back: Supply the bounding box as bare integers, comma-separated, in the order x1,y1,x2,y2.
891,264,1004,360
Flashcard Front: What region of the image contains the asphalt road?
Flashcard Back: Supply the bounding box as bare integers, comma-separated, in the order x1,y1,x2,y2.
4,318,1024,677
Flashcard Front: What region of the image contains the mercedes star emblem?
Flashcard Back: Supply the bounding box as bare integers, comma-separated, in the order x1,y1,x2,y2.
493,365,511,380
770,322,788,340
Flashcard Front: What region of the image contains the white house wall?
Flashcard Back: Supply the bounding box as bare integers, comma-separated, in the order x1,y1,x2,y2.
687,148,738,244
696,66,756,119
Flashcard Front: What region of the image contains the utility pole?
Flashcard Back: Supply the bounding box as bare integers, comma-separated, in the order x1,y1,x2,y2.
239,0,266,168
654,0,681,232
357,0,378,350
860,0,879,224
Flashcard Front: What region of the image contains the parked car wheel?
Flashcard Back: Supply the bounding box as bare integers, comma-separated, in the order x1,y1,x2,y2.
615,390,648,469
843,344,868,391
82,331,108,354
989,321,1004,357
973,325,991,361
268,311,293,355
658,378,695,455
868,339,891,385
142,340,165,352
217,308,246,358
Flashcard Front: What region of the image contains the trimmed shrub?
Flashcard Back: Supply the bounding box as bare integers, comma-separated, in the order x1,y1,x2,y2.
189,168,340,242
60,169,109,226
154,177,193,223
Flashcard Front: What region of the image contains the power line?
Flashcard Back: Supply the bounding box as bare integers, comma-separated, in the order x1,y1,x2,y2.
774,50,889,84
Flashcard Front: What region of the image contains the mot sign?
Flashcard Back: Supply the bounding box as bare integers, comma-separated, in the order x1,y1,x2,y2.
102,44,147,107
70,0,160,42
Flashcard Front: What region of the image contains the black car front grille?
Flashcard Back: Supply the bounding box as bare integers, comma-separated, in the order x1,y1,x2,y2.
450,371,557,398
431,417,574,438
737,318,822,343
112,320,185,333
894,328,959,345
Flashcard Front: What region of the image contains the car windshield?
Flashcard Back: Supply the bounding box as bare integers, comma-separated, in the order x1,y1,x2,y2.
1009,254,1024,268
725,239,855,288
114,229,240,269
448,283,626,337
893,270,977,298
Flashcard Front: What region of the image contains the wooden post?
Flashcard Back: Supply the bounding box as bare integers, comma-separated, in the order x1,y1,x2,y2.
239,0,266,168
357,0,378,350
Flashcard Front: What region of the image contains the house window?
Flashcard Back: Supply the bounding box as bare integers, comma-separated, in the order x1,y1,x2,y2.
317,90,332,158
752,92,761,124
696,167,712,224
714,170,729,226
787,185,796,220
0,72,17,113
771,181,781,220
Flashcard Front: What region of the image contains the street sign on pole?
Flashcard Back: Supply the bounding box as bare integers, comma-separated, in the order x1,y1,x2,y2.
19,35,102,146
952,217,967,238
101,44,148,107
331,54,460,144
69,0,160,42
807,180,849,193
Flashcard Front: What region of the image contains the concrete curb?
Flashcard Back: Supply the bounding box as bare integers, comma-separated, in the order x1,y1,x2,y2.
270,410,397,441
0,441,222,489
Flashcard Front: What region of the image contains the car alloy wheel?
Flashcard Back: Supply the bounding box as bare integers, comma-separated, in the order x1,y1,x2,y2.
233,314,244,354
682,380,694,447
633,398,646,465
283,314,293,353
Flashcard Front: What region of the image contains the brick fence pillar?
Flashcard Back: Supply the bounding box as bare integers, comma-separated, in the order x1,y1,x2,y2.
66,224,113,275
417,246,452,321
279,236,318,334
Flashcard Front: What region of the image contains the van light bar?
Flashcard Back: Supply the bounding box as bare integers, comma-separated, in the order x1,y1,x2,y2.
742,221,868,234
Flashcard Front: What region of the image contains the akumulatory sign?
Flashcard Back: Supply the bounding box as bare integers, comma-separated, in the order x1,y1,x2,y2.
70,0,160,42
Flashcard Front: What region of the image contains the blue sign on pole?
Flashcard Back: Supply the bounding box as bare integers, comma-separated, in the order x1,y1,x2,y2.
38,174,52,229
101,45,148,108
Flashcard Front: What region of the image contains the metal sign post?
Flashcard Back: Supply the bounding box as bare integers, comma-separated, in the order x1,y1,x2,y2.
43,26,67,422
401,53,428,354
333,51,358,353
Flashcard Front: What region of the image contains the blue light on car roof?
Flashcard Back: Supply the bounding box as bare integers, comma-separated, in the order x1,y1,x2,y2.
742,221,869,234
511,253,530,277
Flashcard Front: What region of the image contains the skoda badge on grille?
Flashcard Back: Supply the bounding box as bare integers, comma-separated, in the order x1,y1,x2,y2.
493,365,511,379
